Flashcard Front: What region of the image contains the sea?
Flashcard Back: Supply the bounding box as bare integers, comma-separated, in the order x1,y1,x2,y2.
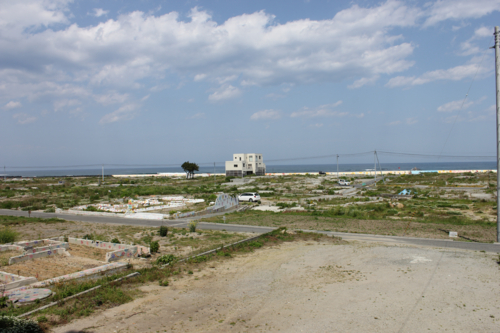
2,161,496,178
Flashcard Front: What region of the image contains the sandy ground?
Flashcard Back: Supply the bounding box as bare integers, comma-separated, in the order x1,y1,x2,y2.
1,245,109,280
54,240,500,333
3,255,104,281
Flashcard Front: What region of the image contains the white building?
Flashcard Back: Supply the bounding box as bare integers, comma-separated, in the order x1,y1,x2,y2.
225,153,266,177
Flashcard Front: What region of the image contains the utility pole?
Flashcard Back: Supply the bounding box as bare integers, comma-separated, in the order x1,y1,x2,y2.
336,154,339,180
494,26,500,243
214,162,216,187
102,164,104,183
374,150,377,182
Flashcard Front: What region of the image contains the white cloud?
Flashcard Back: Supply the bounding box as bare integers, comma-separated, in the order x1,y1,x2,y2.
406,117,418,125
437,99,473,112
0,1,419,105
386,60,490,88
387,120,401,126
348,76,379,89
53,99,81,112
208,85,241,102
437,96,485,112
99,103,139,124
95,92,129,105
250,109,281,120
4,101,22,109
265,93,285,100
93,8,109,17
291,101,345,118
474,26,492,38
12,113,36,124
355,113,365,119
424,0,500,27
188,112,205,119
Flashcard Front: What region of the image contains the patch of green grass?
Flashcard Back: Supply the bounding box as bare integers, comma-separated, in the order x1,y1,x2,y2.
0,215,65,227
0,228,18,244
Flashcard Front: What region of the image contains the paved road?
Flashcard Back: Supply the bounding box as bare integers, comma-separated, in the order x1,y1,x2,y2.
1,209,500,253
0,209,272,234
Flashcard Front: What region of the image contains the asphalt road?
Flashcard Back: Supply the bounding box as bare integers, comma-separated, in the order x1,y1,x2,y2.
1,209,500,253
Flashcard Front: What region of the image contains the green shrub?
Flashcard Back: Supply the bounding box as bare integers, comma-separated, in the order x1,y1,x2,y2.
150,241,160,253
159,226,168,237
188,220,199,233
156,254,177,265
446,211,462,216
247,241,263,248
386,209,398,215
0,315,44,333
36,316,48,323
159,280,169,287
110,238,120,244
0,228,18,244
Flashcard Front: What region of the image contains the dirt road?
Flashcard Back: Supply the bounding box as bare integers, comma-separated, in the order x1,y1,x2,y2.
55,241,500,332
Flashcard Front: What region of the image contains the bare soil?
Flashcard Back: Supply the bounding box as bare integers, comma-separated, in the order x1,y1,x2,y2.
67,244,109,261
55,240,500,333
2,255,103,281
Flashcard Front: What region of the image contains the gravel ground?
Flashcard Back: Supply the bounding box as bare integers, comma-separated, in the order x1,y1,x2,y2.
55,240,500,333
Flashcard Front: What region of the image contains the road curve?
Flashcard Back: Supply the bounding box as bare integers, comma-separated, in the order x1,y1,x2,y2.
1,209,499,253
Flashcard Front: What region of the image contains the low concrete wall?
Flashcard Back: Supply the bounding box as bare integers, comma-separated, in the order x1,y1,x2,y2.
26,242,69,254
106,247,137,262
0,271,37,291
9,248,67,265
0,245,25,252
31,262,128,288
68,237,150,261
69,237,133,251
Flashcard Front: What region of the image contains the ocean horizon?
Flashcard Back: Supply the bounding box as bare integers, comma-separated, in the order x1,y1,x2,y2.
1,161,496,178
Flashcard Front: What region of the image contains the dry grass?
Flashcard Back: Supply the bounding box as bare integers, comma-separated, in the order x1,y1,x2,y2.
202,212,497,243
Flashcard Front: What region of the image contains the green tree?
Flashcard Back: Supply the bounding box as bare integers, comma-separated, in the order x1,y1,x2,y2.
181,161,199,179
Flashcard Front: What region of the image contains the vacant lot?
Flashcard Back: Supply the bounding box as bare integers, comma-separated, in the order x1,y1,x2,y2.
56,240,500,333
202,210,497,242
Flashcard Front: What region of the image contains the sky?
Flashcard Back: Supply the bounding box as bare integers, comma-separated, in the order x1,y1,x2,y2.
0,0,499,168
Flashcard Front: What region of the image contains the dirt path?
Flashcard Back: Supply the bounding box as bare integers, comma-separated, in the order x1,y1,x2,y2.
54,241,500,332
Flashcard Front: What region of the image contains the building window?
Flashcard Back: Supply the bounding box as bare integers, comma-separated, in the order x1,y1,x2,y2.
259,156,261,159
248,164,252,168
243,163,245,167
249,156,253,162
234,164,238,167
235,157,237,160
239,157,241,161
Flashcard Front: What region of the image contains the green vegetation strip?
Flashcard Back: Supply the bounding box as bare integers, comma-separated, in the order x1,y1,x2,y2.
18,272,140,319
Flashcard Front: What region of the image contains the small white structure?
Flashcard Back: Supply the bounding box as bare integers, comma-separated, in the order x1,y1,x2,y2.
225,153,266,177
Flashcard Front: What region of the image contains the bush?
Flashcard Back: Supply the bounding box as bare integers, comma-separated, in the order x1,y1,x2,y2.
36,316,48,323
156,254,176,265
0,315,44,333
159,280,169,287
159,226,168,237
110,238,120,244
150,241,160,253
0,228,18,244
188,220,199,233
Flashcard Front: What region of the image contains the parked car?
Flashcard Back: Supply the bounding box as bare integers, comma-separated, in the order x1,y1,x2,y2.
338,179,351,186
318,171,326,175
238,192,261,202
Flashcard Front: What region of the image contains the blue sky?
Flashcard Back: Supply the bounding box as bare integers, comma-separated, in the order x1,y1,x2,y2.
0,0,499,168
